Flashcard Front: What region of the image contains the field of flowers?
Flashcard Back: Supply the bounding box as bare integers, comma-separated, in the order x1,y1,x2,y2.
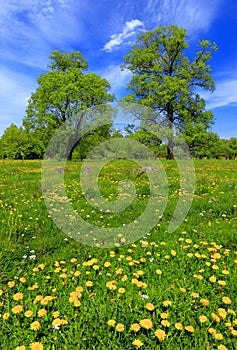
0,159,236,350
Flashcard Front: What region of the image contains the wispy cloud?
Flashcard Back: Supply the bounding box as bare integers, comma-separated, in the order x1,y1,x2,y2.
100,65,132,98
0,69,36,135
201,77,237,110
102,19,145,52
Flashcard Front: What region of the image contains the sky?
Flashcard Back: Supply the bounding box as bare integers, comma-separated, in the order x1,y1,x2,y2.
0,0,236,139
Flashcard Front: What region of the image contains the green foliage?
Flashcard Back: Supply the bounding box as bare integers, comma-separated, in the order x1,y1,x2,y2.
23,50,114,140
122,25,218,158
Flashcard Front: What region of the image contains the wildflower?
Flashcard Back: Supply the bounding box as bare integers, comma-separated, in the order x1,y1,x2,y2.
141,294,148,300
30,321,41,331
222,296,231,304
19,277,26,283
145,303,155,311
30,342,43,350
13,292,24,301
185,325,194,332
154,329,166,341
180,288,186,293
209,276,216,283
161,320,170,327
104,262,111,267
214,333,223,340
199,315,208,323
37,309,47,318
191,292,199,298
8,281,15,288
208,328,216,336
217,308,227,319
156,269,162,275
217,346,227,350
15,347,26,350
175,322,183,330
132,339,143,348
163,300,172,307
211,313,220,322
139,318,153,329
25,310,33,318
130,323,140,332
3,313,10,319
12,305,23,314
108,319,116,327
115,323,125,332
118,288,126,294
200,298,209,306
231,330,237,336
53,311,60,318
160,312,169,319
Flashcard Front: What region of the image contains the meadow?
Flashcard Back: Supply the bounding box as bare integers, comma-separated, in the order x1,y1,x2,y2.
0,159,236,350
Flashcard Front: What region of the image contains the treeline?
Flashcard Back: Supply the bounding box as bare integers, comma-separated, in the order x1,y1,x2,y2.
1,25,236,160
0,122,236,160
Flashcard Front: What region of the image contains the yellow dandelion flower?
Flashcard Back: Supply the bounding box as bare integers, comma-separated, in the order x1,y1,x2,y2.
73,300,81,307
130,323,140,332
104,262,111,267
139,318,153,329
118,288,126,294
108,319,116,327
3,313,10,319
37,309,47,318
199,315,208,323
218,280,226,286
185,325,194,332
214,333,223,340
231,330,237,336
208,328,216,336
171,249,177,256
12,305,23,314
132,339,143,348
15,346,26,350
191,292,199,298
30,321,41,331
222,296,231,304
24,310,33,318
30,342,43,350
180,288,186,293
156,269,162,275
217,308,227,319
212,313,221,322
13,292,24,301
200,298,209,306
209,276,216,283
154,329,166,341
146,303,155,311
160,312,169,319
163,300,172,307
115,323,124,332
227,308,235,315
217,345,227,350
8,281,15,288
161,319,170,327
175,322,183,330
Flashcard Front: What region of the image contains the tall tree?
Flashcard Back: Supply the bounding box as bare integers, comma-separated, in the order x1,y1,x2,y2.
122,25,217,158
23,50,114,153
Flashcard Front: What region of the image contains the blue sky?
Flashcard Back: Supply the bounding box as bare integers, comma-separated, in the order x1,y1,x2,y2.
0,0,236,138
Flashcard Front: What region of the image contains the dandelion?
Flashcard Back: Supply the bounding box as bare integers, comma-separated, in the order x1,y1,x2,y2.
222,296,231,304
3,313,10,319
15,347,26,350
156,269,162,275
107,319,116,327
139,318,153,329
217,345,227,350
199,315,208,323
214,333,223,340
154,329,166,341
217,308,227,319
132,339,143,348
24,310,33,318
115,323,124,332
52,311,60,318
231,330,237,336
208,328,216,336
37,309,47,318
130,323,140,332
185,325,194,332
163,300,172,307
175,322,183,330
145,303,155,311
30,342,43,350
12,305,23,314
8,281,15,288
160,312,169,319
191,292,199,298
161,320,170,327
13,292,24,301
209,276,216,283
200,298,209,306
30,321,41,331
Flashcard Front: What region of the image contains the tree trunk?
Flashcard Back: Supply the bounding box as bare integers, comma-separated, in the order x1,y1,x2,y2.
167,139,174,159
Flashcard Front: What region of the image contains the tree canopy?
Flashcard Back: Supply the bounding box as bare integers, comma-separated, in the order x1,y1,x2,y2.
23,50,114,141
122,25,218,158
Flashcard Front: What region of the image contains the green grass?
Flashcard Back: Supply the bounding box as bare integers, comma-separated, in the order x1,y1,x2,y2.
0,159,236,350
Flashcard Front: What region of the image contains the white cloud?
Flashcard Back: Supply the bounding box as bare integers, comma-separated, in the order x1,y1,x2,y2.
144,0,221,34
102,19,145,52
100,65,132,97
201,78,237,110
0,69,36,136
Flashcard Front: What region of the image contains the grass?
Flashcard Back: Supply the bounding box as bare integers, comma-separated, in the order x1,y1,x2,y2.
0,159,236,350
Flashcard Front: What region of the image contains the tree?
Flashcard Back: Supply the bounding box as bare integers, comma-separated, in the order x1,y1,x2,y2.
122,25,217,158
0,124,30,159
23,50,114,156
